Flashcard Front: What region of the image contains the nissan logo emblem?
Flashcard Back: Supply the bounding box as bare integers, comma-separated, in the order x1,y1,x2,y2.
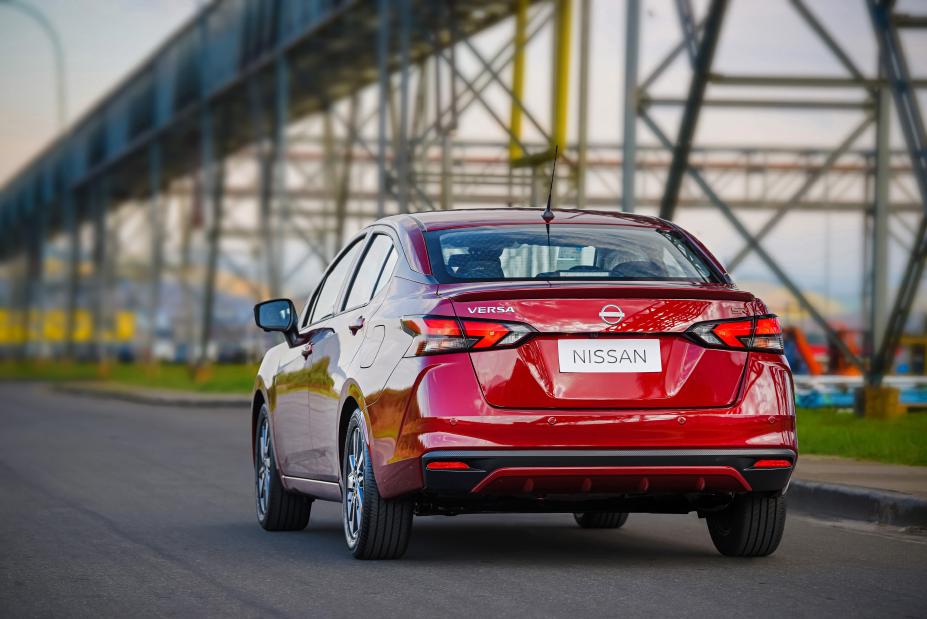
599,304,625,325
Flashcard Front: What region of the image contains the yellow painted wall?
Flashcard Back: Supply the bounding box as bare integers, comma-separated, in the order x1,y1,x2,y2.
0,310,135,344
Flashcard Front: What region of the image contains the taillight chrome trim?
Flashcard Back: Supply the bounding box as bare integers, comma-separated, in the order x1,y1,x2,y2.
686,314,784,354
401,315,536,357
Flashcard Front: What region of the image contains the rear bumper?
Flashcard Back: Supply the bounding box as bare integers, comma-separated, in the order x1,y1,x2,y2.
368,352,796,499
421,448,796,496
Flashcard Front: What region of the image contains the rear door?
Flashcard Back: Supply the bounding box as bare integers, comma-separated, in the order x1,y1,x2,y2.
274,238,364,479
307,233,398,481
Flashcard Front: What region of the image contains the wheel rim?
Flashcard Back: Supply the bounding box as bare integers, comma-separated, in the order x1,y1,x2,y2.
344,426,365,544
256,416,271,519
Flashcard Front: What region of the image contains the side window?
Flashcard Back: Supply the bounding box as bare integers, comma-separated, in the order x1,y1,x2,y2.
343,235,394,310
372,247,399,298
308,239,364,325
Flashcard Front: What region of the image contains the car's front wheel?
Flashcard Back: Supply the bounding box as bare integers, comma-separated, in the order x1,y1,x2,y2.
707,492,786,557
342,409,413,559
573,512,629,529
254,405,311,531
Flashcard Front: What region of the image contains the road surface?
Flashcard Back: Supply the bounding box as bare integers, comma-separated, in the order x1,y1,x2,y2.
1,383,925,618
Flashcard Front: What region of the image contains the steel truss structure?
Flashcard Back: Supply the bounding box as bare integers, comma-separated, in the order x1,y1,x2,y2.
0,0,924,394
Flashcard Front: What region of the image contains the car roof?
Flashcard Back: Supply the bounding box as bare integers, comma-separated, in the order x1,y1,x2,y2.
381,208,670,232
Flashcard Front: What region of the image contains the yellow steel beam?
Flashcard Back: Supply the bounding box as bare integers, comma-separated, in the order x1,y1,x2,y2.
510,0,573,168
551,0,572,152
509,0,529,162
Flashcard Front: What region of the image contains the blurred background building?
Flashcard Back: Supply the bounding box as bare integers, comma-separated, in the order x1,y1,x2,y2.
0,0,924,410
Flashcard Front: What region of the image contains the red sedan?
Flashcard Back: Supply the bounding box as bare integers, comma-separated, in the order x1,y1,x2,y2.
252,209,796,559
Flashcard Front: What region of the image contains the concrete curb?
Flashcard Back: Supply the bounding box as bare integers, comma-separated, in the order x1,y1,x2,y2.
53,383,250,409
789,479,927,528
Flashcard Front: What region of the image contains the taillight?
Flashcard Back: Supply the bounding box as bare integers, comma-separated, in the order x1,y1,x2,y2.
753,317,784,352
688,315,783,353
401,315,534,356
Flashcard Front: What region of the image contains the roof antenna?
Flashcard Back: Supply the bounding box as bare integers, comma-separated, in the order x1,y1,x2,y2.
542,145,558,223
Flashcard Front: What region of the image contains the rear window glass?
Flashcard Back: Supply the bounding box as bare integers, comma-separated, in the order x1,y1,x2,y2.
426,225,717,283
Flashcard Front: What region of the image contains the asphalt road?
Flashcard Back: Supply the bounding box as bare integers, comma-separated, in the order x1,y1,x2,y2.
1,383,926,618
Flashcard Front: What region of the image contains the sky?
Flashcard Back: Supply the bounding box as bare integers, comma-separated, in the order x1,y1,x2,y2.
0,0,924,326
0,0,198,182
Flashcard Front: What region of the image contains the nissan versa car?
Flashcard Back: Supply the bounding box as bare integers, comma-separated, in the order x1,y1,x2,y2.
251,209,796,559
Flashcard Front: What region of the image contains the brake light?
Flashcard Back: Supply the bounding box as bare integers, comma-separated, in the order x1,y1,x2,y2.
401,315,534,356
688,315,783,353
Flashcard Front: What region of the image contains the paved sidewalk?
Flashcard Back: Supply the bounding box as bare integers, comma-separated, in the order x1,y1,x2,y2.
795,455,927,500
790,454,927,527
53,382,250,408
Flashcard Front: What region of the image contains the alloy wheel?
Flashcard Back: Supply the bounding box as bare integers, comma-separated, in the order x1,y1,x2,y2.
344,426,365,544
256,416,272,519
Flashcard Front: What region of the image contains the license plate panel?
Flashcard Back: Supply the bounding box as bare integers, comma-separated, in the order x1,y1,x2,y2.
557,339,662,373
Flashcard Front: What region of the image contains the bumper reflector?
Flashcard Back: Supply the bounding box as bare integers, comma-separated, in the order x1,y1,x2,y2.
752,459,792,469
426,461,471,471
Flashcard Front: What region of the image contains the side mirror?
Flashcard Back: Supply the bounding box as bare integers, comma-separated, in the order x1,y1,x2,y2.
254,299,299,345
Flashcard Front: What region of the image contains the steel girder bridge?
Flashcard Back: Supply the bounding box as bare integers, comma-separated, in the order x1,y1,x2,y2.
0,0,924,401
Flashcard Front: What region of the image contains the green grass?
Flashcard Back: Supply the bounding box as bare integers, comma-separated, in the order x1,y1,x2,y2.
0,361,257,394
3,362,925,465
797,408,927,466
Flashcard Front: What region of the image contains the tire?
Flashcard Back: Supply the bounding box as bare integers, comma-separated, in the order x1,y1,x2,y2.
342,409,413,559
707,492,786,557
573,512,629,529
254,405,311,531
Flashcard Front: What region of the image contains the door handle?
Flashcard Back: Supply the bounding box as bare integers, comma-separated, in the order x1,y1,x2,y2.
348,316,365,335
301,343,313,359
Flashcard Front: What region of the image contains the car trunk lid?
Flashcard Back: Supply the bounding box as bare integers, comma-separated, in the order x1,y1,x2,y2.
443,282,755,410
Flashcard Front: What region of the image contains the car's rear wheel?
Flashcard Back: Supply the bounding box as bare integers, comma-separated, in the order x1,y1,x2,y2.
255,406,311,531
573,512,629,529
342,409,413,559
707,492,786,557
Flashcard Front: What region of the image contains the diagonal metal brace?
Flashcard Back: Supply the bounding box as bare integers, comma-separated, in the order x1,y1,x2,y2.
727,114,875,270
642,110,864,370
659,0,729,221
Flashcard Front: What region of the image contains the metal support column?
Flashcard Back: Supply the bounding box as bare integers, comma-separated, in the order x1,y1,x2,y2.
198,158,224,370
551,0,572,153
63,191,79,360
22,200,45,359
272,55,289,286
376,0,390,217
869,79,891,367
145,143,164,364
509,0,528,162
576,0,591,210
335,94,358,245
396,0,412,213
868,0,927,385
659,0,728,220
90,182,108,364
621,0,640,213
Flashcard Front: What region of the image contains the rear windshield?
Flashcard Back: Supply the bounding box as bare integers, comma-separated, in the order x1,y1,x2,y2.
426,224,718,283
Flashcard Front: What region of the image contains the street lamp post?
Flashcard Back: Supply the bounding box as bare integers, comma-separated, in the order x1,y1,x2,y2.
1,0,68,129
